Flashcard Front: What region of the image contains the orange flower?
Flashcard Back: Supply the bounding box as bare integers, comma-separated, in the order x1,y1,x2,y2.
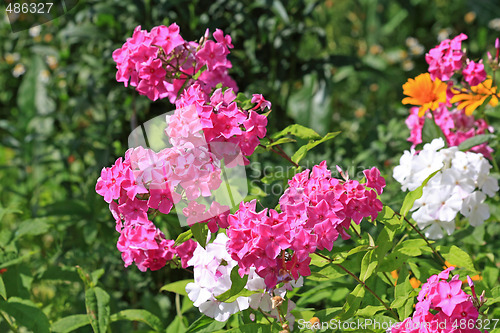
402,73,448,117
450,78,500,116
410,277,421,289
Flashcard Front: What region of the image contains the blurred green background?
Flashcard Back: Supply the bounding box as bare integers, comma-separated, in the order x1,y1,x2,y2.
1,0,500,331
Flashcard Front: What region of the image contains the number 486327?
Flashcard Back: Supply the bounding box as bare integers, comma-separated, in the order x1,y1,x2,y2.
6,2,53,14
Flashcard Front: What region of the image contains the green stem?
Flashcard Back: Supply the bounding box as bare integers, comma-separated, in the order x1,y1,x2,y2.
394,212,447,267
259,144,299,168
314,253,399,320
175,293,183,321
0,310,18,332
258,308,273,325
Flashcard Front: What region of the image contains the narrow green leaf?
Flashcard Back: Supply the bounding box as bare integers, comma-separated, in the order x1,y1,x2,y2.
359,251,378,282
263,137,296,148
356,305,386,317
400,170,439,218
51,314,90,333
185,315,226,333
271,124,322,140
110,309,165,332
215,266,248,302
458,134,495,151
90,268,105,286
76,265,91,289
222,289,264,303
85,287,110,333
308,265,346,281
190,223,208,248
0,275,6,300
0,251,38,269
174,229,193,246
160,279,193,296
340,284,365,319
291,132,341,164
0,297,50,333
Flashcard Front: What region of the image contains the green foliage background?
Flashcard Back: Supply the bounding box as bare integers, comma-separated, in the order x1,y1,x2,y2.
0,0,499,332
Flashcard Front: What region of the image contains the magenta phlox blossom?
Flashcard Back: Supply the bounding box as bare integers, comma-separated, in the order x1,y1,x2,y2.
226,161,385,289
426,33,467,81
112,24,236,102
462,60,487,87
391,267,482,333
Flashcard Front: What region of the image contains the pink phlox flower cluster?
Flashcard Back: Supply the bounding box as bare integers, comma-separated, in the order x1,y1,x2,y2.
116,216,197,271
171,84,270,163
185,233,300,324
462,60,487,87
405,105,494,159
426,33,467,81
113,24,237,102
96,144,232,270
226,161,385,289
391,267,482,333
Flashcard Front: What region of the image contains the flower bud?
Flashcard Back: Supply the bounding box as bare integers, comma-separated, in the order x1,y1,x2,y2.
271,295,283,308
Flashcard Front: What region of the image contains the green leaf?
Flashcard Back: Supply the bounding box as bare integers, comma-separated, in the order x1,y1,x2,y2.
223,289,264,303
185,315,226,333
0,297,50,333
458,134,496,151
14,218,50,240
51,314,90,333
17,55,55,118
43,199,91,217
160,279,193,296
359,251,378,282
215,266,248,302
400,170,439,218
85,287,110,333
90,268,105,286
340,284,365,319
356,305,386,317
377,206,402,227
0,275,6,300
395,239,432,256
438,245,478,274
174,229,193,246
312,307,343,323
308,265,346,282
110,309,165,332
0,251,38,269
291,131,341,164
262,137,296,149
190,223,208,248
76,265,92,289
221,323,274,332
166,315,187,333
271,124,322,141
378,252,409,272
287,73,333,135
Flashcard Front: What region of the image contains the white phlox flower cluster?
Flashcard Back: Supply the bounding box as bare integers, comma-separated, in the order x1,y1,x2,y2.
185,233,301,324
393,138,498,239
